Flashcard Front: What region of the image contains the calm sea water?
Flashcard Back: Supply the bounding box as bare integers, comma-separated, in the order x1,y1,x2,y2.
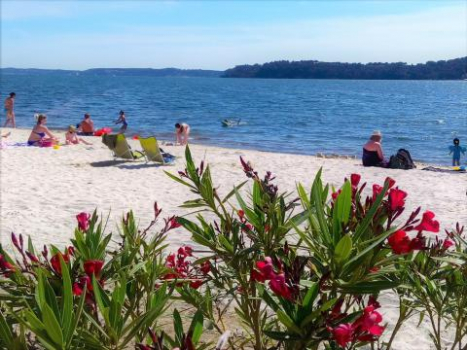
1,74,466,165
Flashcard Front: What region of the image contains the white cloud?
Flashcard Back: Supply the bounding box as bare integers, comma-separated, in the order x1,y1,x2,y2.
1,3,465,69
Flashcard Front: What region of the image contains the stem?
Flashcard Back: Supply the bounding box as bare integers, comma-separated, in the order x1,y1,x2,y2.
385,303,409,350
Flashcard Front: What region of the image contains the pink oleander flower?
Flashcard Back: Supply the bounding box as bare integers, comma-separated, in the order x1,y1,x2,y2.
350,173,361,189
200,260,211,275
269,273,293,300
50,252,70,275
372,184,383,201
0,254,15,272
388,230,412,254
332,323,353,348
388,188,407,211
84,260,104,277
251,257,274,282
332,189,342,201
385,177,396,188
76,212,91,231
414,211,440,233
443,239,454,249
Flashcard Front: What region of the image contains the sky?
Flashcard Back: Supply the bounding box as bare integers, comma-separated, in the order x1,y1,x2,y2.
1,0,466,70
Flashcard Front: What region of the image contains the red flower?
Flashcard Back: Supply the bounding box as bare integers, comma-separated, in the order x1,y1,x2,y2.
350,174,361,189
76,212,91,231
369,266,380,273
372,184,383,201
238,210,245,219
385,177,396,188
50,252,70,275
73,283,83,296
409,235,425,251
189,280,203,289
200,261,211,275
84,260,104,277
388,230,412,254
359,306,384,336
242,223,253,232
178,246,193,257
269,273,293,300
332,189,342,201
167,216,181,230
251,257,274,282
388,188,407,211
332,323,353,348
0,254,15,272
443,239,454,249
414,211,439,233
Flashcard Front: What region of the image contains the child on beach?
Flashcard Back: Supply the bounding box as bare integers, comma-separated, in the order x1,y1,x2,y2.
65,125,92,145
175,122,190,145
449,138,466,166
115,110,128,133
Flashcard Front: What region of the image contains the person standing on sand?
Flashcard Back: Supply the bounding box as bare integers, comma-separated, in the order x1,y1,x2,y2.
4,92,16,128
175,122,190,145
449,138,466,166
362,130,387,167
115,110,128,133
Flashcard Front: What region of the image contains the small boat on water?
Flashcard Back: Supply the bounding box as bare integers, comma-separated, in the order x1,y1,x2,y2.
221,119,243,127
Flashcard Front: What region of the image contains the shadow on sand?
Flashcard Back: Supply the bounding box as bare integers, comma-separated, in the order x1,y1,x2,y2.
90,160,163,170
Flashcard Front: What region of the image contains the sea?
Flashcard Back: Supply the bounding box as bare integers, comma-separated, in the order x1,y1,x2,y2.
1,74,466,165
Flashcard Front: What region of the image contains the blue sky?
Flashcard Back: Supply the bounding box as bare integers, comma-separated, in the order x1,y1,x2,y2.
1,0,466,70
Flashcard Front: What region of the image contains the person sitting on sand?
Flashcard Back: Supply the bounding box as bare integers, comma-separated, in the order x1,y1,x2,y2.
362,130,387,167
27,114,58,146
175,122,190,145
114,110,128,133
65,125,92,145
449,138,466,166
78,113,95,136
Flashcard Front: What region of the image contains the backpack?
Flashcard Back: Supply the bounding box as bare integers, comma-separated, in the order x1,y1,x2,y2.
389,149,416,170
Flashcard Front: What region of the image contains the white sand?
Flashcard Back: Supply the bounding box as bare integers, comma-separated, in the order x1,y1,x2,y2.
1,127,465,349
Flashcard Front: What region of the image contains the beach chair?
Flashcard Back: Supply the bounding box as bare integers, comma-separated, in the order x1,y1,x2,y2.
139,136,176,165
139,136,165,163
102,134,144,160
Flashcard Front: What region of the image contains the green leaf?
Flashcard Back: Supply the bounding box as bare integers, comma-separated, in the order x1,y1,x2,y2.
173,309,184,346
222,181,248,203
335,180,352,224
189,310,204,344
335,235,353,264
276,310,302,335
0,310,13,346
338,280,400,293
60,256,73,341
42,303,63,347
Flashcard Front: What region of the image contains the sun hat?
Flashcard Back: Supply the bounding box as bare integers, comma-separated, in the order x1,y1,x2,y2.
371,130,382,137
68,125,76,132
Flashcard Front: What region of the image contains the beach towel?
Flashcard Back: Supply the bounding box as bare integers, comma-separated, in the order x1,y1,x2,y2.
422,166,466,173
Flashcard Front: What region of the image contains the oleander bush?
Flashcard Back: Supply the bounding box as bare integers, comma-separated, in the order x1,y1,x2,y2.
0,145,465,350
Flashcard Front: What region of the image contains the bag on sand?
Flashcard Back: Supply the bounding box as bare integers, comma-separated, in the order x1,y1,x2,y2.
389,149,416,170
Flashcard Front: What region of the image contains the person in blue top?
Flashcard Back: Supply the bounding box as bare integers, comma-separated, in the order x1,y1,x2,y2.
114,110,128,133
449,138,466,166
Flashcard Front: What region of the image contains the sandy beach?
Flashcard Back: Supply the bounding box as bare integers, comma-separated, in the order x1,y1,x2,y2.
1,127,466,349
1,127,465,250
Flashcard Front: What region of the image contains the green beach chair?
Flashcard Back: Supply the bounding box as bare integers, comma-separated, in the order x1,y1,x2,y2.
102,134,144,160
139,136,165,164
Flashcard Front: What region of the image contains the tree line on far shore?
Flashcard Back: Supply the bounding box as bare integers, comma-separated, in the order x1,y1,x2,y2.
222,57,467,80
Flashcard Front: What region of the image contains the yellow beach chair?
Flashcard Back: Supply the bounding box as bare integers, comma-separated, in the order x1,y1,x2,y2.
102,134,144,160
139,136,166,164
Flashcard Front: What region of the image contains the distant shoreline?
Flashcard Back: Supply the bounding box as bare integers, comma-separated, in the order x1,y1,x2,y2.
2,56,466,80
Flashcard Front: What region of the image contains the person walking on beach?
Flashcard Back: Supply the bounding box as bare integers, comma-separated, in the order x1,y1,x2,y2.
115,110,128,133
4,92,16,128
175,122,190,145
449,138,466,166
362,130,387,167
78,113,95,135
